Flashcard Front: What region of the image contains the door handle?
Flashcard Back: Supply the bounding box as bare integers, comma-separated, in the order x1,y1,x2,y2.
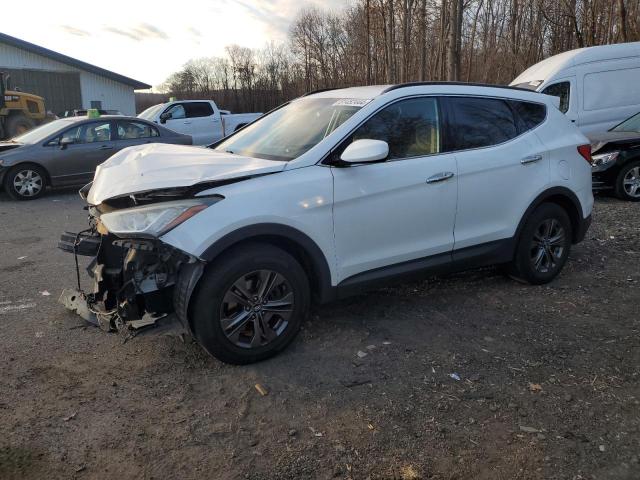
521,154,542,165
99,145,113,150
426,171,455,184
183,121,192,125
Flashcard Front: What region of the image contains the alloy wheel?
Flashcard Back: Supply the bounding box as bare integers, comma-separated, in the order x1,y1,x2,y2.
13,169,43,198
530,218,566,274
623,166,640,198
220,270,294,349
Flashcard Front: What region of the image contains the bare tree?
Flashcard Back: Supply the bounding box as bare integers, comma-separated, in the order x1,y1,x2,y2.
158,0,640,112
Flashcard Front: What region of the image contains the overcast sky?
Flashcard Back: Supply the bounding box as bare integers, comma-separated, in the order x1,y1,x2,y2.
4,0,346,89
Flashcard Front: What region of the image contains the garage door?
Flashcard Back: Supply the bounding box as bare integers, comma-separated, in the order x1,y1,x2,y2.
3,68,81,115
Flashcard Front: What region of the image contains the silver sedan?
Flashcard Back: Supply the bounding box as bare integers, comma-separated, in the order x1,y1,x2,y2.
0,116,192,200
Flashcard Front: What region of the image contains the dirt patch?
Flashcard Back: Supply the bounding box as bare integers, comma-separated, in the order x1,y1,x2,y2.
0,194,639,479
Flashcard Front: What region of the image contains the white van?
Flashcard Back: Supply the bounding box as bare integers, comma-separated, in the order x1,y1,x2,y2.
511,42,640,135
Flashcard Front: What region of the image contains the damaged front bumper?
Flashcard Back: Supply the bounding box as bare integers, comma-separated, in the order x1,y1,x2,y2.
58,227,204,337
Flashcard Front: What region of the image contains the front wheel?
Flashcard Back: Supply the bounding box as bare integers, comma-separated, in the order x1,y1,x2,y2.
3,164,47,200
508,203,572,285
190,242,310,364
614,160,640,201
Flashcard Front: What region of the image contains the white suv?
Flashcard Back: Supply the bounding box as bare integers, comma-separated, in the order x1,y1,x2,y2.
59,83,593,364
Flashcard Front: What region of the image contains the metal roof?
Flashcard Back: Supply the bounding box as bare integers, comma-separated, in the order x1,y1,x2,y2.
0,32,151,90
511,41,640,86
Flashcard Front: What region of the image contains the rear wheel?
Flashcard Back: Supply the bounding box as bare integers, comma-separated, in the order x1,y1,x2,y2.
3,164,47,200
614,160,640,201
190,242,310,364
509,203,572,284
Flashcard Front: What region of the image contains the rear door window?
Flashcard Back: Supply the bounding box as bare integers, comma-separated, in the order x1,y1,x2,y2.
347,97,440,160
184,102,214,118
447,97,518,150
542,82,570,113
117,120,159,139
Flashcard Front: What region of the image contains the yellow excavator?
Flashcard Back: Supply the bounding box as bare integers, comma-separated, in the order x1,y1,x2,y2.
0,72,46,139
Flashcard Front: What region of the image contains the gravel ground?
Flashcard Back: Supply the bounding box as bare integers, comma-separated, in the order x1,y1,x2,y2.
0,189,638,480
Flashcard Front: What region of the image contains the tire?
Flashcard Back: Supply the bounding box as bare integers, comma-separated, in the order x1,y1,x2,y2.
190,242,310,364
614,160,640,202
3,164,47,200
508,203,572,285
5,114,36,138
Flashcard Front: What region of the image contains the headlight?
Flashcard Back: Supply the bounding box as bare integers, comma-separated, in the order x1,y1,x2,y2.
591,151,619,172
99,198,221,237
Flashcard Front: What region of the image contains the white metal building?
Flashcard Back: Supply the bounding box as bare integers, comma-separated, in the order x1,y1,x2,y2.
0,32,150,115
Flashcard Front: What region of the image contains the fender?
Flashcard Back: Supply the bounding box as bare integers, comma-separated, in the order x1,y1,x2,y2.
200,223,335,303
514,186,589,244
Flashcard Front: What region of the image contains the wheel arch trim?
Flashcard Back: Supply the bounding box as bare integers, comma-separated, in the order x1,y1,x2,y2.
199,223,334,303
515,186,587,244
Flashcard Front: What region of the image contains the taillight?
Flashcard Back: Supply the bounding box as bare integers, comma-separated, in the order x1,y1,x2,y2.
577,144,592,164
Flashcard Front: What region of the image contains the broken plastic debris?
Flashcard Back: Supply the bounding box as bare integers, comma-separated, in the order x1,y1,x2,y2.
449,373,461,381
40,290,51,296
254,384,268,396
519,425,539,433
17,256,27,260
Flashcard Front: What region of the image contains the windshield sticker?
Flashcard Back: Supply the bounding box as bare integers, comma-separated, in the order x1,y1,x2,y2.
332,99,372,107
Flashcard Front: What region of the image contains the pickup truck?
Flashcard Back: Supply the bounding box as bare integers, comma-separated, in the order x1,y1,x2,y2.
138,100,261,145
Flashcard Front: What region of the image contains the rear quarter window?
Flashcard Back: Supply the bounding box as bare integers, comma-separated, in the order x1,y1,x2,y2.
447,97,518,150
509,100,546,131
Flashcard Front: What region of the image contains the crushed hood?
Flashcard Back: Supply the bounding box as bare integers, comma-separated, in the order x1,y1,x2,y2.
87,143,287,205
588,131,640,153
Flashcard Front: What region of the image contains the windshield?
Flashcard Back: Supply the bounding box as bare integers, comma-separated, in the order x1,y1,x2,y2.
11,119,74,143
611,112,640,133
214,98,366,161
138,104,164,120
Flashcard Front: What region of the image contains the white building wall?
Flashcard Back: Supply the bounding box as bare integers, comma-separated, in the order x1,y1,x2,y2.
0,42,137,115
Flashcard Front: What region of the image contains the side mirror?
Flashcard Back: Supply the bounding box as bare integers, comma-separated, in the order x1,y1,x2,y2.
59,137,75,149
159,112,171,124
340,139,389,164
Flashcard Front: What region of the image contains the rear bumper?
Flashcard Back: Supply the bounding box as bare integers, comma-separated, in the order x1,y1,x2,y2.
574,214,592,243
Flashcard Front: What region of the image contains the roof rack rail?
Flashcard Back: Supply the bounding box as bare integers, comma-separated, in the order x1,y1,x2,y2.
301,87,338,97
381,81,533,94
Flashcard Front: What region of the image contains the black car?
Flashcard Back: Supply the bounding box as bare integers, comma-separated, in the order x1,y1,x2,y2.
589,112,640,201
